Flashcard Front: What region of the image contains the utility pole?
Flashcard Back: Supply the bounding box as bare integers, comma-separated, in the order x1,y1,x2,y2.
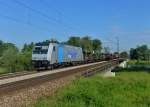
116,37,119,54
116,37,120,64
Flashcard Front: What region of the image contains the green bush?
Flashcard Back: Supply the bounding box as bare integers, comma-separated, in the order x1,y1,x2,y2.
0,41,33,73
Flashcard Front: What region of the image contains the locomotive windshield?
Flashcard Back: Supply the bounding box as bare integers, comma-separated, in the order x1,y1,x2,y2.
33,44,49,54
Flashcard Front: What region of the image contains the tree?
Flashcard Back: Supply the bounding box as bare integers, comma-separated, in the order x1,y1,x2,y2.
130,45,150,60
81,36,93,54
21,43,34,70
1,47,18,72
137,45,149,60
120,51,128,58
130,48,138,59
0,42,18,66
67,37,81,47
1,42,34,72
92,39,102,54
0,40,3,45
0,42,17,55
0,40,3,57
22,42,34,53
17,52,33,70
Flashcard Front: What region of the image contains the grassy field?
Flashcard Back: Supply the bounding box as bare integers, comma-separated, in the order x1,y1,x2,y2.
33,71,150,107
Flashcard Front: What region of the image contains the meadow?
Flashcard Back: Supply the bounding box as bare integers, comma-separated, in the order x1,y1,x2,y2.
33,70,150,107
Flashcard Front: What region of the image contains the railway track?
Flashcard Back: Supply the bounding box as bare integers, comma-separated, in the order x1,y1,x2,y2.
0,63,88,80
0,71,37,80
0,61,106,80
0,60,119,95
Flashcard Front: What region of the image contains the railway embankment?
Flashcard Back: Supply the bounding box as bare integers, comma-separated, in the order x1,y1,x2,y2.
32,69,150,107
0,60,118,107
0,72,77,107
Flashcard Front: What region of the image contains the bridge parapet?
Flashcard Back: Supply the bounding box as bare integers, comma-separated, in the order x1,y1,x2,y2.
82,60,119,77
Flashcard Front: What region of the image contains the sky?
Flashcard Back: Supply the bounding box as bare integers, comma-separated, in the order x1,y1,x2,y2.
0,0,150,52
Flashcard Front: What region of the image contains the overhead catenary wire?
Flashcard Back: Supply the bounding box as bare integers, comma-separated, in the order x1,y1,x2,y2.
103,37,120,53
0,0,82,40
39,0,63,21
12,0,76,32
0,13,57,36
0,0,54,26
0,0,71,38
0,0,81,41
39,0,79,30
13,0,59,22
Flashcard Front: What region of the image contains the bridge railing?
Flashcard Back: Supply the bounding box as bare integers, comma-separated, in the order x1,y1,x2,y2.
82,60,119,77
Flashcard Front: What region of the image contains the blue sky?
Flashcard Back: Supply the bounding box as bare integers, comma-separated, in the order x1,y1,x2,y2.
0,0,150,52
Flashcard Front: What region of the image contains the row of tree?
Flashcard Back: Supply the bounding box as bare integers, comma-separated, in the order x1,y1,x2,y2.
0,40,34,72
130,45,150,60
0,36,102,73
0,36,131,73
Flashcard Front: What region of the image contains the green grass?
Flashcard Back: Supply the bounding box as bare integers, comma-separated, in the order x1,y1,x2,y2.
33,71,150,107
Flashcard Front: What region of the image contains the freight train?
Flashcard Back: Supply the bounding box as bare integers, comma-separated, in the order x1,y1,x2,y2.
32,42,117,70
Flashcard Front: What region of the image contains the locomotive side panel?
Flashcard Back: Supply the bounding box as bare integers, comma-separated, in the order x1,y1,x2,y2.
57,45,84,63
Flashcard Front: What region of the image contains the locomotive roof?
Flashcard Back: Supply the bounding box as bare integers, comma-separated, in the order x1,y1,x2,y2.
35,42,82,49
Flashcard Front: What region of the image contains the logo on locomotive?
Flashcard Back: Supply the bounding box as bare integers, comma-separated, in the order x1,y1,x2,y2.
68,51,77,58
